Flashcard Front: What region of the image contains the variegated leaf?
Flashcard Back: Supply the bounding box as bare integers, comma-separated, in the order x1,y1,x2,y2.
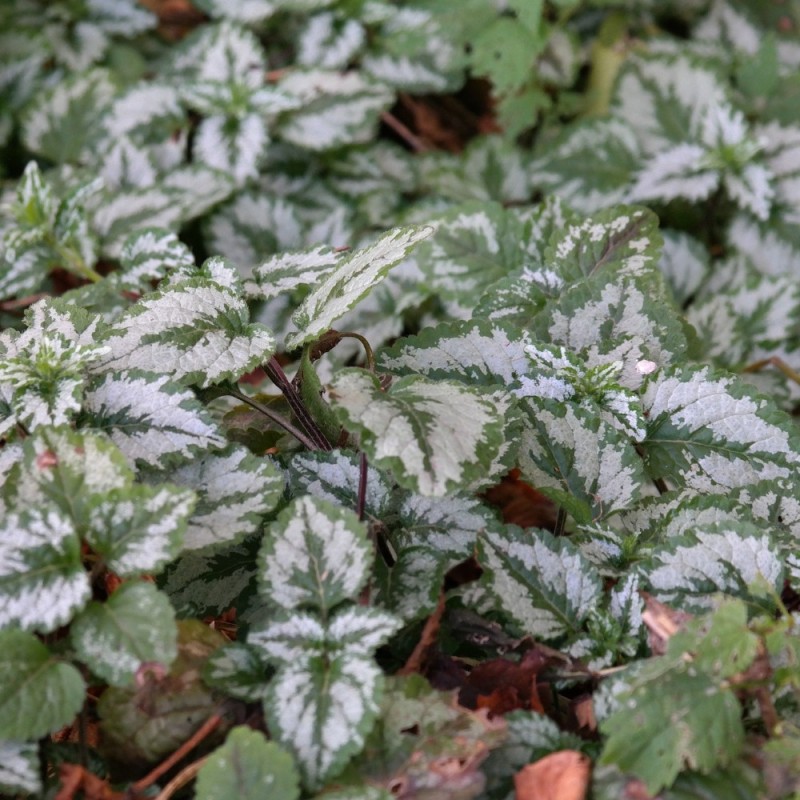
517,398,646,523
286,224,433,350
259,495,371,615
192,0,278,23
0,630,85,741
297,13,366,70
659,230,710,304
532,119,641,213
640,521,784,611
276,70,394,151
97,279,276,388
117,228,196,292
375,544,444,623
7,428,133,521
102,83,184,144
86,484,195,576
0,740,41,796
413,201,524,302
327,370,511,497
251,606,401,789
202,642,271,702
194,113,268,185
249,245,340,300
159,535,260,618
0,507,88,633
83,370,226,469
287,449,393,520
640,365,800,491
479,526,603,641
21,69,114,163
378,318,532,393
157,444,284,551
70,582,177,686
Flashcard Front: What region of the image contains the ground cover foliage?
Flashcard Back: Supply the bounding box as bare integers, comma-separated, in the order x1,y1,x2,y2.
3,0,800,797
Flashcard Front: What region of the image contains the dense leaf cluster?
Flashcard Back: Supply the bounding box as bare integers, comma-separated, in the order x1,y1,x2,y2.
2,1,800,798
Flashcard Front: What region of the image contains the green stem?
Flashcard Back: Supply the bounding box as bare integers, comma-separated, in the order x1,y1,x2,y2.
227,386,320,451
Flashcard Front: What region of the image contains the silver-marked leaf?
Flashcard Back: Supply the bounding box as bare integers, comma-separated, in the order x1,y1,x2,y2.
196,727,300,800
0,740,41,796
8,428,133,524
286,225,433,350
297,13,365,70
102,83,184,144
202,642,271,702
479,526,602,641
517,399,646,523
543,206,662,289
378,318,532,392
155,444,283,551
70,581,177,686
249,245,340,300
97,279,276,388
86,484,194,576
287,449,393,521
640,365,800,491
259,495,371,614
194,112,268,185
276,70,394,151
659,230,710,305
21,69,114,163
84,370,226,470
117,228,196,292
472,270,549,327
159,535,260,618
0,507,88,633
640,521,783,612
375,544,445,623
413,201,525,302
192,0,278,23
534,276,688,390
532,119,641,213
0,630,85,740
327,370,510,497
252,606,401,789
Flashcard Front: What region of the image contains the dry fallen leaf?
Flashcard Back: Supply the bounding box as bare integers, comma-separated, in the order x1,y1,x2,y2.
514,750,591,800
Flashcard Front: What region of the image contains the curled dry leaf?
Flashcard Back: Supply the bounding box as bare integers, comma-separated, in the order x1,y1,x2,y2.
514,750,591,800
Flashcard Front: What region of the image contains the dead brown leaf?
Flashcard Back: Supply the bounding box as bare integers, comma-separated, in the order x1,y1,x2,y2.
641,593,692,655
483,469,558,531
514,750,591,800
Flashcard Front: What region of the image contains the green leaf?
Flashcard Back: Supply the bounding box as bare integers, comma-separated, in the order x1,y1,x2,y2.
86,484,194,576
0,507,88,633
259,495,371,615
328,370,511,497
640,364,800,491
70,581,178,686
98,279,276,388
196,726,300,800
153,443,283,551
84,370,227,470
469,17,539,93
0,630,85,740
0,740,41,796
478,526,603,641
599,660,745,793
286,224,433,350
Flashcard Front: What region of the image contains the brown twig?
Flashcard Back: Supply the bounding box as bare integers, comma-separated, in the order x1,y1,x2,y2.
398,592,446,676
154,757,208,800
380,110,431,153
130,713,222,794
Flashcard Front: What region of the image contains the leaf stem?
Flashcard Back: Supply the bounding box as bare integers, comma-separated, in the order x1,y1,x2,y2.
554,506,567,537
227,386,319,451
264,357,333,451
357,451,368,521
338,331,376,372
